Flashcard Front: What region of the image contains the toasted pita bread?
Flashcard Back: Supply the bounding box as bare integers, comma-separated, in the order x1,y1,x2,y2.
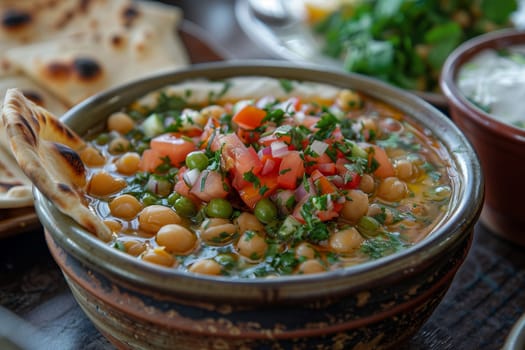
0,0,135,75
4,0,188,106
1,88,112,241
0,75,69,207
0,144,33,208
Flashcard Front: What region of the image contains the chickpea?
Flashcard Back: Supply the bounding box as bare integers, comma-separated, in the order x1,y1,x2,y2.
103,219,122,233
377,177,408,202
359,174,375,194
88,171,126,197
297,260,325,275
336,89,362,111
235,212,264,234
295,242,316,259
138,205,181,234
329,228,364,254
358,116,378,136
199,218,237,245
116,152,141,175
367,204,394,225
108,136,130,154
156,224,197,255
189,259,222,276
79,146,105,167
109,194,143,220
142,247,175,267
200,105,226,121
123,240,147,256
395,159,417,181
107,112,135,135
340,189,369,223
236,231,268,261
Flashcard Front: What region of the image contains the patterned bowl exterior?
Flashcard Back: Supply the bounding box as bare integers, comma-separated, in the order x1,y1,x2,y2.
34,62,483,350
45,229,472,350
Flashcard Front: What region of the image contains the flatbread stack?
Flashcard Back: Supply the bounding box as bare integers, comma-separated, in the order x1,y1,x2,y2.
0,0,189,209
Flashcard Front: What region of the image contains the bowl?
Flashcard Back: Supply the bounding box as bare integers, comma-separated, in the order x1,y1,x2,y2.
34,61,483,349
440,29,525,246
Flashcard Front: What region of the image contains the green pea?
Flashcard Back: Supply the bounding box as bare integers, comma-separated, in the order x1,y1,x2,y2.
174,196,197,217
357,216,381,237
206,198,233,219
167,192,181,206
254,198,278,224
142,193,158,206
96,133,110,145
186,151,209,171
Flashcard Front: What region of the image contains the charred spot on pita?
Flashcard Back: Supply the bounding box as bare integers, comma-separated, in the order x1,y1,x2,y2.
57,182,75,194
21,90,44,107
122,5,140,27
111,34,125,48
18,116,37,146
46,61,72,80
53,143,85,178
2,9,32,29
73,57,102,81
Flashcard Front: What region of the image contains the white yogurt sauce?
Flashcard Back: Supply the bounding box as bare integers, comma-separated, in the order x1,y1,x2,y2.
457,45,525,129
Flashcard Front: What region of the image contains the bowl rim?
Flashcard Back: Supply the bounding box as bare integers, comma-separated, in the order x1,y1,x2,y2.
440,28,525,143
35,60,484,300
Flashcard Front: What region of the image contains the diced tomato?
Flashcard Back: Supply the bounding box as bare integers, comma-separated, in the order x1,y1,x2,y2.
236,146,263,175
238,174,279,209
369,145,394,178
312,171,337,195
301,115,320,129
316,210,339,222
335,158,362,189
232,105,266,130
139,149,164,172
278,151,305,189
305,152,336,175
315,162,337,175
199,118,220,148
237,128,261,144
258,133,292,147
212,133,263,173
190,170,229,202
261,157,280,176
150,133,197,167
174,178,192,198
291,196,309,223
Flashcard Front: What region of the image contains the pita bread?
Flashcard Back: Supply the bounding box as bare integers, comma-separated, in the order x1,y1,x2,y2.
1,88,112,241
3,0,188,106
0,0,188,210
0,144,33,208
0,75,70,207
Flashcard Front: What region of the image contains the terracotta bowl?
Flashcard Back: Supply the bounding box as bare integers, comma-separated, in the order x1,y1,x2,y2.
440,29,525,246
34,62,483,349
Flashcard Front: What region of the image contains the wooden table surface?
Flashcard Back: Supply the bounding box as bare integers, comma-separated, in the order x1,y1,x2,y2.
1,1,525,349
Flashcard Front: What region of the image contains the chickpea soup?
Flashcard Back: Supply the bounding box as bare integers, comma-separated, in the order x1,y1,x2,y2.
82,77,455,278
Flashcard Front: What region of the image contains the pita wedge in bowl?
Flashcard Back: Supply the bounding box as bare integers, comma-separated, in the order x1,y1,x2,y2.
1,62,484,349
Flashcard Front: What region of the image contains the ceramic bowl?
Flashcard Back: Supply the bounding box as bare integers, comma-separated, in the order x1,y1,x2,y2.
440,29,525,246
35,62,483,349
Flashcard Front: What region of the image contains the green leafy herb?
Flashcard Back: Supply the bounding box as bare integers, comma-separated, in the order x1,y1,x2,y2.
360,233,410,259
279,79,294,93
314,0,518,92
